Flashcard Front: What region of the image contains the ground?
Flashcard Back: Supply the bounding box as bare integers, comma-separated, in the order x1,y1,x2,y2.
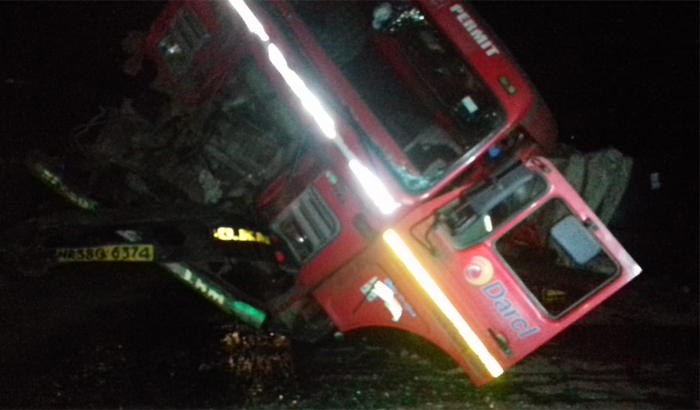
0,213,697,408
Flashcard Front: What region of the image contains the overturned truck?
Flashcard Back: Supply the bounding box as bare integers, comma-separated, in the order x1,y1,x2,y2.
13,0,640,386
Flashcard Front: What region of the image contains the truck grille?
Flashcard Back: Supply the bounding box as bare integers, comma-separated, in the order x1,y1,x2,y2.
272,186,340,263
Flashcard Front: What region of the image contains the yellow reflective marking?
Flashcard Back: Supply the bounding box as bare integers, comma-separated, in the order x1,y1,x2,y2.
55,245,154,262
383,229,504,378
213,227,270,245
37,166,96,211
543,289,567,303
239,229,255,242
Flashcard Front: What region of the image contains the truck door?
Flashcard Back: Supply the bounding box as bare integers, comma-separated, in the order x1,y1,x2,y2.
406,156,640,381
314,156,640,386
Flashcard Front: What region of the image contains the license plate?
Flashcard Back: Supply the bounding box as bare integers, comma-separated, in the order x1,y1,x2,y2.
55,245,154,263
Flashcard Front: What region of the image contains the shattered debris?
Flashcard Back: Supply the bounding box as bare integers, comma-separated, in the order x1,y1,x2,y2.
221,326,297,404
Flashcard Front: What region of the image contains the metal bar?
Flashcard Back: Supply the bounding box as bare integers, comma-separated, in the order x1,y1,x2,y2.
23,157,268,329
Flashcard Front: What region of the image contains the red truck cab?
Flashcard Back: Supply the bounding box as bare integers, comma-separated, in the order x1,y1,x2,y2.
140,0,640,386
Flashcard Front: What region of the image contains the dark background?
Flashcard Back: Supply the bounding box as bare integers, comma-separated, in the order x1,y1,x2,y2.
1,2,165,158
0,1,697,408
473,1,699,293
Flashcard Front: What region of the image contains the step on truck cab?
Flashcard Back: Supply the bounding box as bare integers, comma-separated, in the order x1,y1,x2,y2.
126,0,641,386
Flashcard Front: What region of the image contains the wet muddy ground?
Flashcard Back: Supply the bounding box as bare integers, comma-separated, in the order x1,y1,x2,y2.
0,256,696,409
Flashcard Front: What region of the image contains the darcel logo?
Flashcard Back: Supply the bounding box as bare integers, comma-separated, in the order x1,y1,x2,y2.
464,255,539,339
464,256,494,286
482,281,539,339
213,227,271,245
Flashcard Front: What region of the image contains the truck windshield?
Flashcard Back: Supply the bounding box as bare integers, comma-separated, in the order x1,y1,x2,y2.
289,1,506,192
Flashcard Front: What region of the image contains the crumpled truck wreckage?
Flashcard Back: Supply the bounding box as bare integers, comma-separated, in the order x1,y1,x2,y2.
5,0,639,386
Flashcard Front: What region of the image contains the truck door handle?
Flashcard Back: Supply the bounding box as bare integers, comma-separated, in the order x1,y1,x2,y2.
488,328,512,355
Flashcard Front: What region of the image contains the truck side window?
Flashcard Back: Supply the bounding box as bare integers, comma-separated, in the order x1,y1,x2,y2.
440,165,548,249
496,199,619,318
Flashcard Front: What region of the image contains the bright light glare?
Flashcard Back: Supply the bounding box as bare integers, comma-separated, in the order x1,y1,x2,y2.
382,229,504,378
227,0,269,42
226,1,399,216
349,159,400,215
370,280,403,322
484,214,493,232
633,263,642,276
268,44,337,139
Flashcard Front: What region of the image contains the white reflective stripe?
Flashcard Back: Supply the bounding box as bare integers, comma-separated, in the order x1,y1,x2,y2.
229,1,400,214
349,160,400,215
268,44,337,139
382,229,504,378
333,138,355,160
337,140,399,215
227,0,269,42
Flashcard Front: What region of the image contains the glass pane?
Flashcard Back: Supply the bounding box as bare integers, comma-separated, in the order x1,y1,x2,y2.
495,199,619,317
441,165,548,249
288,1,506,192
